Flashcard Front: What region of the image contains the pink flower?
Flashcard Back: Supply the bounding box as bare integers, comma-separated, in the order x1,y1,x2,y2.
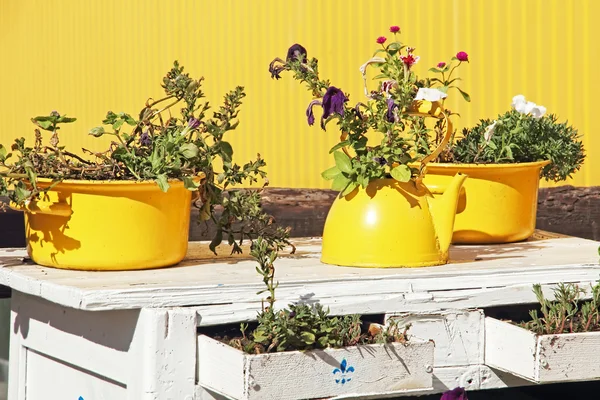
376,36,387,44
389,26,400,33
437,62,446,68
456,51,469,62
400,54,420,68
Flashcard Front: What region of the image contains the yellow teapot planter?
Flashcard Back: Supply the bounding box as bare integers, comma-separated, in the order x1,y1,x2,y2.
10,177,202,271
422,160,550,244
322,100,467,268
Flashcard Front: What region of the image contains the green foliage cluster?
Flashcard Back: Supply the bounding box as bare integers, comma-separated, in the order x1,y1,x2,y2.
521,282,600,334
444,110,585,181
269,28,469,196
227,238,410,354
0,61,291,254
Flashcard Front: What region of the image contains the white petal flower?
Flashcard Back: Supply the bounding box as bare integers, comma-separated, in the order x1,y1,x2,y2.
511,94,526,109
523,101,538,115
414,88,448,102
484,120,498,142
530,105,546,119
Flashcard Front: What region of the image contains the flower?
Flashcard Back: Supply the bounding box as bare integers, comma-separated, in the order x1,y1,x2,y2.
400,54,420,68
306,99,320,126
456,51,469,62
511,95,546,119
441,387,468,400
381,80,397,96
376,36,387,44
321,87,347,128
373,156,387,165
437,62,446,68
139,131,152,146
386,98,399,122
390,26,400,33
286,43,307,63
414,88,447,102
511,94,526,109
188,117,200,130
359,57,386,75
530,105,547,119
484,120,498,142
50,110,60,118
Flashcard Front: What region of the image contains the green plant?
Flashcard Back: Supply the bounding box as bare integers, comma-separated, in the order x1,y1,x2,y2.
521,282,600,334
227,237,410,354
443,95,585,181
0,61,291,253
268,27,469,196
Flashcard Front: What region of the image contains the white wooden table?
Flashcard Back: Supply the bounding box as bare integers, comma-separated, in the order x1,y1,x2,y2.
1,231,599,399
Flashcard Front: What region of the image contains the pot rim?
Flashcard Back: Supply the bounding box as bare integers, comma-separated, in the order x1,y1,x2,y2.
31,172,206,186
424,160,550,170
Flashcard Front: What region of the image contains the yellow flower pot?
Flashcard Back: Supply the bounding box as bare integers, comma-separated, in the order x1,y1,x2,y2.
422,161,550,244
11,178,201,271
321,175,467,268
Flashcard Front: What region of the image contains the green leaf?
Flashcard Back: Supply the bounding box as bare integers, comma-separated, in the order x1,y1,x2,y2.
486,140,498,150
333,151,353,174
340,181,359,197
13,182,31,203
321,166,341,180
387,42,401,50
122,114,137,126
182,176,200,190
0,145,6,162
438,86,449,94
300,331,315,344
155,174,170,192
89,126,105,137
456,87,471,102
331,173,351,191
429,67,443,73
112,119,124,131
505,146,514,159
209,229,223,255
57,116,76,123
219,141,234,161
354,137,368,151
35,120,53,130
390,164,412,182
328,140,350,154
180,143,199,159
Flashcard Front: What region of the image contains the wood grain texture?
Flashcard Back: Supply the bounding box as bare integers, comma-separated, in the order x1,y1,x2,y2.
197,335,434,400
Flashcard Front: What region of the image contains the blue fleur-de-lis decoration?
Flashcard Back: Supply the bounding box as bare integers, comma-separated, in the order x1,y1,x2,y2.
332,358,355,384
79,397,84,400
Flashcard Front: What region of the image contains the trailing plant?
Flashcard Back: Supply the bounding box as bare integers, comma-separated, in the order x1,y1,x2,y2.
439,95,585,182
268,26,469,196
226,237,410,354
520,282,600,334
0,61,291,254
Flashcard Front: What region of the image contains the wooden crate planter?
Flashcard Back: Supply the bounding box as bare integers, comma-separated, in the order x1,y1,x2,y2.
485,316,600,383
197,335,434,400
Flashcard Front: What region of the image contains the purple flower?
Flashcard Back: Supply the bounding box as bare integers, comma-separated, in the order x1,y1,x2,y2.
437,62,447,68
390,26,400,33
373,156,387,166
441,387,468,400
386,98,398,122
456,51,469,62
377,36,387,44
139,131,152,146
321,86,347,129
286,43,307,63
306,100,318,126
188,117,200,130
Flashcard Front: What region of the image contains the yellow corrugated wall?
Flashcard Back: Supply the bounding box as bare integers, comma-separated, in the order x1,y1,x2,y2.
0,0,596,188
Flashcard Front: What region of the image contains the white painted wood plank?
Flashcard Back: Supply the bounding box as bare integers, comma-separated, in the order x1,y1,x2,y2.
536,332,600,383
0,234,598,313
197,335,434,400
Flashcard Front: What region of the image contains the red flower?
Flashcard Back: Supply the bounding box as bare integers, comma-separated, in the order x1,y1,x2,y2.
389,26,400,33
400,54,420,68
456,51,469,62
437,62,446,68
376,36,387,44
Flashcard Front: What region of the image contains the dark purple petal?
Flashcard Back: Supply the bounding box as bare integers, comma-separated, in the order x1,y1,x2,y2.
286,44,308,63
321,87,347,130
306,100,322,127
373,156,387,166
386,98,398,123
139,131,152,146
440,387,468,400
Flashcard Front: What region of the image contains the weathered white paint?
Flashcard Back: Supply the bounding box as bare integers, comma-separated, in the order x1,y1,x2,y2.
0,233,598,319
485,316,600,383
197,335,434,400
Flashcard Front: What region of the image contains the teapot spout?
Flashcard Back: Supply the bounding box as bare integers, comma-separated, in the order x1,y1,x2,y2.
428,173,468,254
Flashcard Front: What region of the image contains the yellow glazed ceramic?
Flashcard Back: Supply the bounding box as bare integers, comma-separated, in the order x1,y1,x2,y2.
11,177,201,270
423,161,550,244
322,100,467,267
321,175,467,267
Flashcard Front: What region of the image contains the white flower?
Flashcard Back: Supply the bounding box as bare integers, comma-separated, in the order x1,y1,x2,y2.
414,88,448,102
359,57,385,76
484,120,498,142
530,105,546,119
511,94,526,109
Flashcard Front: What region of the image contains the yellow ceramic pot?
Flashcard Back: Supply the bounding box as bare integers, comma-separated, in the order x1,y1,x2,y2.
321,174,467,268
422,161,550,244
11,178,199,271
